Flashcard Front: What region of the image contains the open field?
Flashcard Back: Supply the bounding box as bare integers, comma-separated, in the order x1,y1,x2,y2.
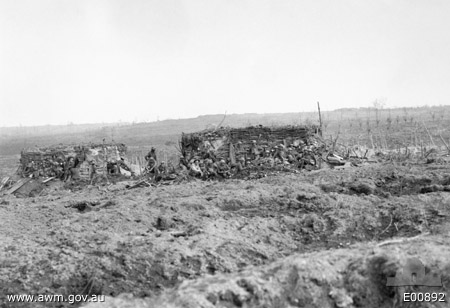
1,107,450,308
2,106,450,155
0,155,20,180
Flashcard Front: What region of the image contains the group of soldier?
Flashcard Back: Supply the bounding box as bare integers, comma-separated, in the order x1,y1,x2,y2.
21,138,318,184
144,138,318,182
21,154,131,185
143,147,177,181
22,155,80,181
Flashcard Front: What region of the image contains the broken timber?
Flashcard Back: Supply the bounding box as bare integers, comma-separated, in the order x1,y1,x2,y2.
42,177,55,184
4,178,32,195
0,177,10,191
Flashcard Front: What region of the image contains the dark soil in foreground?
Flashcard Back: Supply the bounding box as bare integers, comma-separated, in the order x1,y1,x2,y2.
0,162,449,308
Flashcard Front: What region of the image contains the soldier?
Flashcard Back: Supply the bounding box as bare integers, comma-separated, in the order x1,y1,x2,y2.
217,159,230,178
249,140,260,160
231,156,246,174
167,162,176,174
107,162,120,175
199,161,208,179
23,160,35,177
64,157,75,182
235,141,244,154
202,140,213,152
273,144,286,162
205,158,218,179
146,156,157,173
189,159,203,178
145,147,157,161
153,161,166,182
270,146,278,158
51,160,63,178
89,160,109,184
89,160,97,185
298,140,306,151
117,157,134,176
157,161,167,174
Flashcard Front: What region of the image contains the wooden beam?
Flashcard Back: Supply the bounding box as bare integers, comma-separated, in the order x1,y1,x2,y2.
4,178,32,195
42,177,55,184
439,134,450,153
0,177,10,191
317,102,323,137
422,121,435,147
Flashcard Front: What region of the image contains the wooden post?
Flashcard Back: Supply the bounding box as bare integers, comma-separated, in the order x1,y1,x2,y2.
164,151,168,174
137,155,142,176
438,134,450,153
102,139,110,184
317,101,323,137
422,121,435,147
102,139,106,176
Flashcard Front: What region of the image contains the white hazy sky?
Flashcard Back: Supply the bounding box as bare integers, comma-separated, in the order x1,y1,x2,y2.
1,0,450,126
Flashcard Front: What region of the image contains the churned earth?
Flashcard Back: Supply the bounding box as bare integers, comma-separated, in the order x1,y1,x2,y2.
0,161,449,308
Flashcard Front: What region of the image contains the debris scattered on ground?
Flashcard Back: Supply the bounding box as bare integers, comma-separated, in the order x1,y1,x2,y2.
0,176,11,191
126,180,153,189
1,161,450,308
3,178,32,195
66,200,101,212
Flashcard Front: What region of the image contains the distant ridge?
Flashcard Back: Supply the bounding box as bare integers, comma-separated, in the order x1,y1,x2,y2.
1,106,450,156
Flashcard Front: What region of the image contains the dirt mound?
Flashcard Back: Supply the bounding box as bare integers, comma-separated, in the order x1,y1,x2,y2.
313,163,450,197
1,162,450,308
83,236,450,308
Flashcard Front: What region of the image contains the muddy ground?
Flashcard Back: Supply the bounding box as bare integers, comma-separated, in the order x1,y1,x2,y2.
1,161,449,308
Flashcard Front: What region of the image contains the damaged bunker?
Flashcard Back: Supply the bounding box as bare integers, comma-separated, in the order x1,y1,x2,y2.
180,124,325,167
17,143,128,179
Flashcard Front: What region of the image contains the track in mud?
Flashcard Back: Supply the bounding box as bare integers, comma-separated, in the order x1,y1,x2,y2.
0,162,449,308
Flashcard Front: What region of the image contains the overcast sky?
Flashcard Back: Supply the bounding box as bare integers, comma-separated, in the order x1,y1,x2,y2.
1,0,449,126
